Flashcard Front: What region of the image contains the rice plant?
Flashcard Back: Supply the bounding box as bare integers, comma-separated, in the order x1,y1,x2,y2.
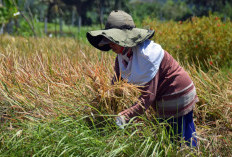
0,34,231,156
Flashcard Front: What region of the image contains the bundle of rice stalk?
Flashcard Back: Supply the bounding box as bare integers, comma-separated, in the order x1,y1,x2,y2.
80,61,142,117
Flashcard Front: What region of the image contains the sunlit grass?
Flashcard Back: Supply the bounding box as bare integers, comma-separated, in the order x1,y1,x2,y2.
1,116,197,157
0,35,231,156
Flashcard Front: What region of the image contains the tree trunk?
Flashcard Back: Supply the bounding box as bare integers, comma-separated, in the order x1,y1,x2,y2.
78,16,82,32
47,2,55,22
6,20,14,34
0,24,5,35
44,17,47,35
71,7,76,26
40,8,43,22
98,0,104,29
59,17,63,35
55,18,57,37
14,18,20,34
0,0,3,34
114,0,121,10
100,7,104,28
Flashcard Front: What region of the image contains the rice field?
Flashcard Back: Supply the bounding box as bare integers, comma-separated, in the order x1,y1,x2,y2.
0,35,231,156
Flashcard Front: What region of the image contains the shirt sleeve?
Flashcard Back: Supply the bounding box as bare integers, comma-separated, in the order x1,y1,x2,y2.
119,72,159,121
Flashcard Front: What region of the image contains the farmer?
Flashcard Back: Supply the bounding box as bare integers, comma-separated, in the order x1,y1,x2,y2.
86,10,198,147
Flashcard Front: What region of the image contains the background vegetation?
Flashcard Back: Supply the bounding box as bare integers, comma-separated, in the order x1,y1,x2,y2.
145,15,232,68
0,17,232,156
1,0,232,37
0,0,232,156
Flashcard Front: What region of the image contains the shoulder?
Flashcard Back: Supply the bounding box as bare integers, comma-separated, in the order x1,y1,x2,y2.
134,40,163,55
133,40,164,62
137,40,162,51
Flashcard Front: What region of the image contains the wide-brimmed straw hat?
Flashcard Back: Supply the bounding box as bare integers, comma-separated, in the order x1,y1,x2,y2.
86,10,155,51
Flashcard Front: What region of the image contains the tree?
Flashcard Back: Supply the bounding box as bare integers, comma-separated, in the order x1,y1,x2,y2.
61,0,95,26
129,0,162,24
186,0,227,16
0,0,18,34
222,1,232,19
162,0,191,21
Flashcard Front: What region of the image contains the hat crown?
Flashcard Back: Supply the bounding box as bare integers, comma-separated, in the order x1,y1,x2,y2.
105,10,135,29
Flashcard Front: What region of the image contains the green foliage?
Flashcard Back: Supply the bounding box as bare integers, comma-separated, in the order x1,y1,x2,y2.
129,2,161,26
161,0,192,21
0,0,18,24
144,15,232,68
129,0,193,25
222,1,232,19
186,0,231,17
0,116,194,156
12,17,45,37
14,18,35,36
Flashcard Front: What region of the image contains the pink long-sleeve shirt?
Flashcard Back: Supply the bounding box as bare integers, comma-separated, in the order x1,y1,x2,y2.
112,50,198,120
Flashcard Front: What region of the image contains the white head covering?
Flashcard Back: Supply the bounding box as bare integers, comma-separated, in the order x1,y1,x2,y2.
117,40,164,85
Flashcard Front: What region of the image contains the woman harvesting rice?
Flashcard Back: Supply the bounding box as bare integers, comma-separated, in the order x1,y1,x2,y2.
86,10,198,147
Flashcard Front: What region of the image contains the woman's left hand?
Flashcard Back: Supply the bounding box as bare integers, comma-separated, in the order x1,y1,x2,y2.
115,115,126,129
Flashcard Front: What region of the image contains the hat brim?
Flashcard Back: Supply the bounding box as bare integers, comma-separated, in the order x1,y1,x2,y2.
86,28,155,51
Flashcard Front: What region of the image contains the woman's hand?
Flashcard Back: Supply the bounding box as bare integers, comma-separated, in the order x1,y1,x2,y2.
115,115,126,129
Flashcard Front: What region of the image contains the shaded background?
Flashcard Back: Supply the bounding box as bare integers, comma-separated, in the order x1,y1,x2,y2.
1,0,232,37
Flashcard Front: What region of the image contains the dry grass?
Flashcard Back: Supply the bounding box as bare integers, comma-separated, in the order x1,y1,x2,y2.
0,35,231,156
0,35,140,122
185,64,232,155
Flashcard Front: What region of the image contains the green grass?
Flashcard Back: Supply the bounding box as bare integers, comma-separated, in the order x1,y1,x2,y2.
0,115,198,157
16,19,101,43
0,35,231,156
